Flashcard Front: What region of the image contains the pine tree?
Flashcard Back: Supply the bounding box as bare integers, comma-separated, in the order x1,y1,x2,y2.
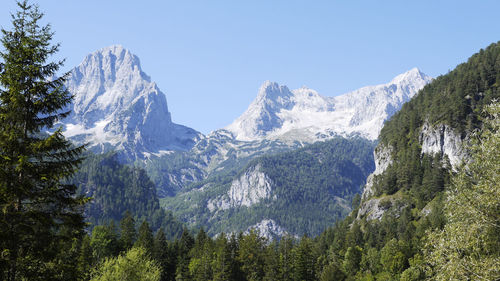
77,235,93,281
119,210,137,250
212,233,233,281
189,228,214,281
135,220,154,256
153,228,171,281
0,1,86,280
237,230,266,281
292,236,316,281
90,224,120,263
277,235,294,281
175,227,194,281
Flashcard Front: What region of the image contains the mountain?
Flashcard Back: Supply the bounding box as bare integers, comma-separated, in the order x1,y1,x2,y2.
137,68,433,237
160,137,376,238
317,42,500,279
60,45,436,238
62,45,201,160
145,69,432,196
226,68,432,141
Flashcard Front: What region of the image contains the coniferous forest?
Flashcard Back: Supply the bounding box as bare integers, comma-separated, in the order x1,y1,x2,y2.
0,1,499,281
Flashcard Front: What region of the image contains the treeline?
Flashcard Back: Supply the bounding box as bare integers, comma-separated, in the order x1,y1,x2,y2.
74,212,426,281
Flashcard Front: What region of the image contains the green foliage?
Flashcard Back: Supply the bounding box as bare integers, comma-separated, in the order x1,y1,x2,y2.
319,262,345,281
90,247,161,281
424,102,500,280
120,211,137,251
380,239,407,276
78,235,93,280
90,224,120,263
292,236,316,281
237,230,266,281
0,1,86,280
211,233,235,281
134,221,154,257
343,246,362,276
152,228,170,281
162,137,375,237
73,152,183,239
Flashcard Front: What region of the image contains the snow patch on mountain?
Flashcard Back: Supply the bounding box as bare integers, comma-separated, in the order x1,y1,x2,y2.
226,68,432,141
62,45,201,159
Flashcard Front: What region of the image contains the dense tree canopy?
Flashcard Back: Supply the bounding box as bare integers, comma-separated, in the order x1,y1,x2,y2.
72,152,184,239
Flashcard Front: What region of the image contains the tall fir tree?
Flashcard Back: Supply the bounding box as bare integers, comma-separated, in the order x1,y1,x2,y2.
0,1,86,280
153,228,171,281
119,210,137,251
135,220,155,257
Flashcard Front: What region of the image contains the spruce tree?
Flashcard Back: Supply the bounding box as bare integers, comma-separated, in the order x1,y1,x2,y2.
153,228,171,281
119,210,137,250
135,220,154,256
0,1,86,280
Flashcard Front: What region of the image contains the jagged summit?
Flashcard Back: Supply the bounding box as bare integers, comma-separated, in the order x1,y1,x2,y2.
226,68,433,141
67,45,160,125
390,67,426,84
62,45,200,160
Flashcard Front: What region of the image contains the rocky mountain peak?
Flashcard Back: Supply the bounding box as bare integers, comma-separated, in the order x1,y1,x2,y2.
226,69,433,141
62,46,200,160
256,81,293,102
390,67,428,84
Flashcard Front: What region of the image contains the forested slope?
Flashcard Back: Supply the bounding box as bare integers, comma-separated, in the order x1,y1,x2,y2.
161,137,375,238
316,41,500,280
73,153,184,239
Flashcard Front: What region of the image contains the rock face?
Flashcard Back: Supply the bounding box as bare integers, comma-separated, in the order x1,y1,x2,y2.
227,164,275,208
246,219,289,240
357,198,385,221
357,144,394,221
226,68,432,141
206,164,275,211
62,45,201,160
361,144,393,200
419,121,466,169
358,121,467,221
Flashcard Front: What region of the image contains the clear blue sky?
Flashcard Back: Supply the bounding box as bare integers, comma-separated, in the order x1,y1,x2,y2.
1,1,499,134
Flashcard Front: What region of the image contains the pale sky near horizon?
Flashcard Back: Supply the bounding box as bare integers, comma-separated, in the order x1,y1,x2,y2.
1,1,499,134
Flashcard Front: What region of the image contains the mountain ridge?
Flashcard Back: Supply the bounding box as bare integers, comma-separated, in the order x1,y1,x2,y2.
226,67,432,141
59,45,437,237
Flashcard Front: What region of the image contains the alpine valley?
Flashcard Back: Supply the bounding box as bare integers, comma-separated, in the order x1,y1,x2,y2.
63,45,433,238
3,1,499,279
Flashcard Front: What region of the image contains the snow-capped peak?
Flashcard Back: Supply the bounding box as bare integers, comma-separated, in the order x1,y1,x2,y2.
62,45,200,160
226,68,433,141
390,67,426,84
255,81,294,103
